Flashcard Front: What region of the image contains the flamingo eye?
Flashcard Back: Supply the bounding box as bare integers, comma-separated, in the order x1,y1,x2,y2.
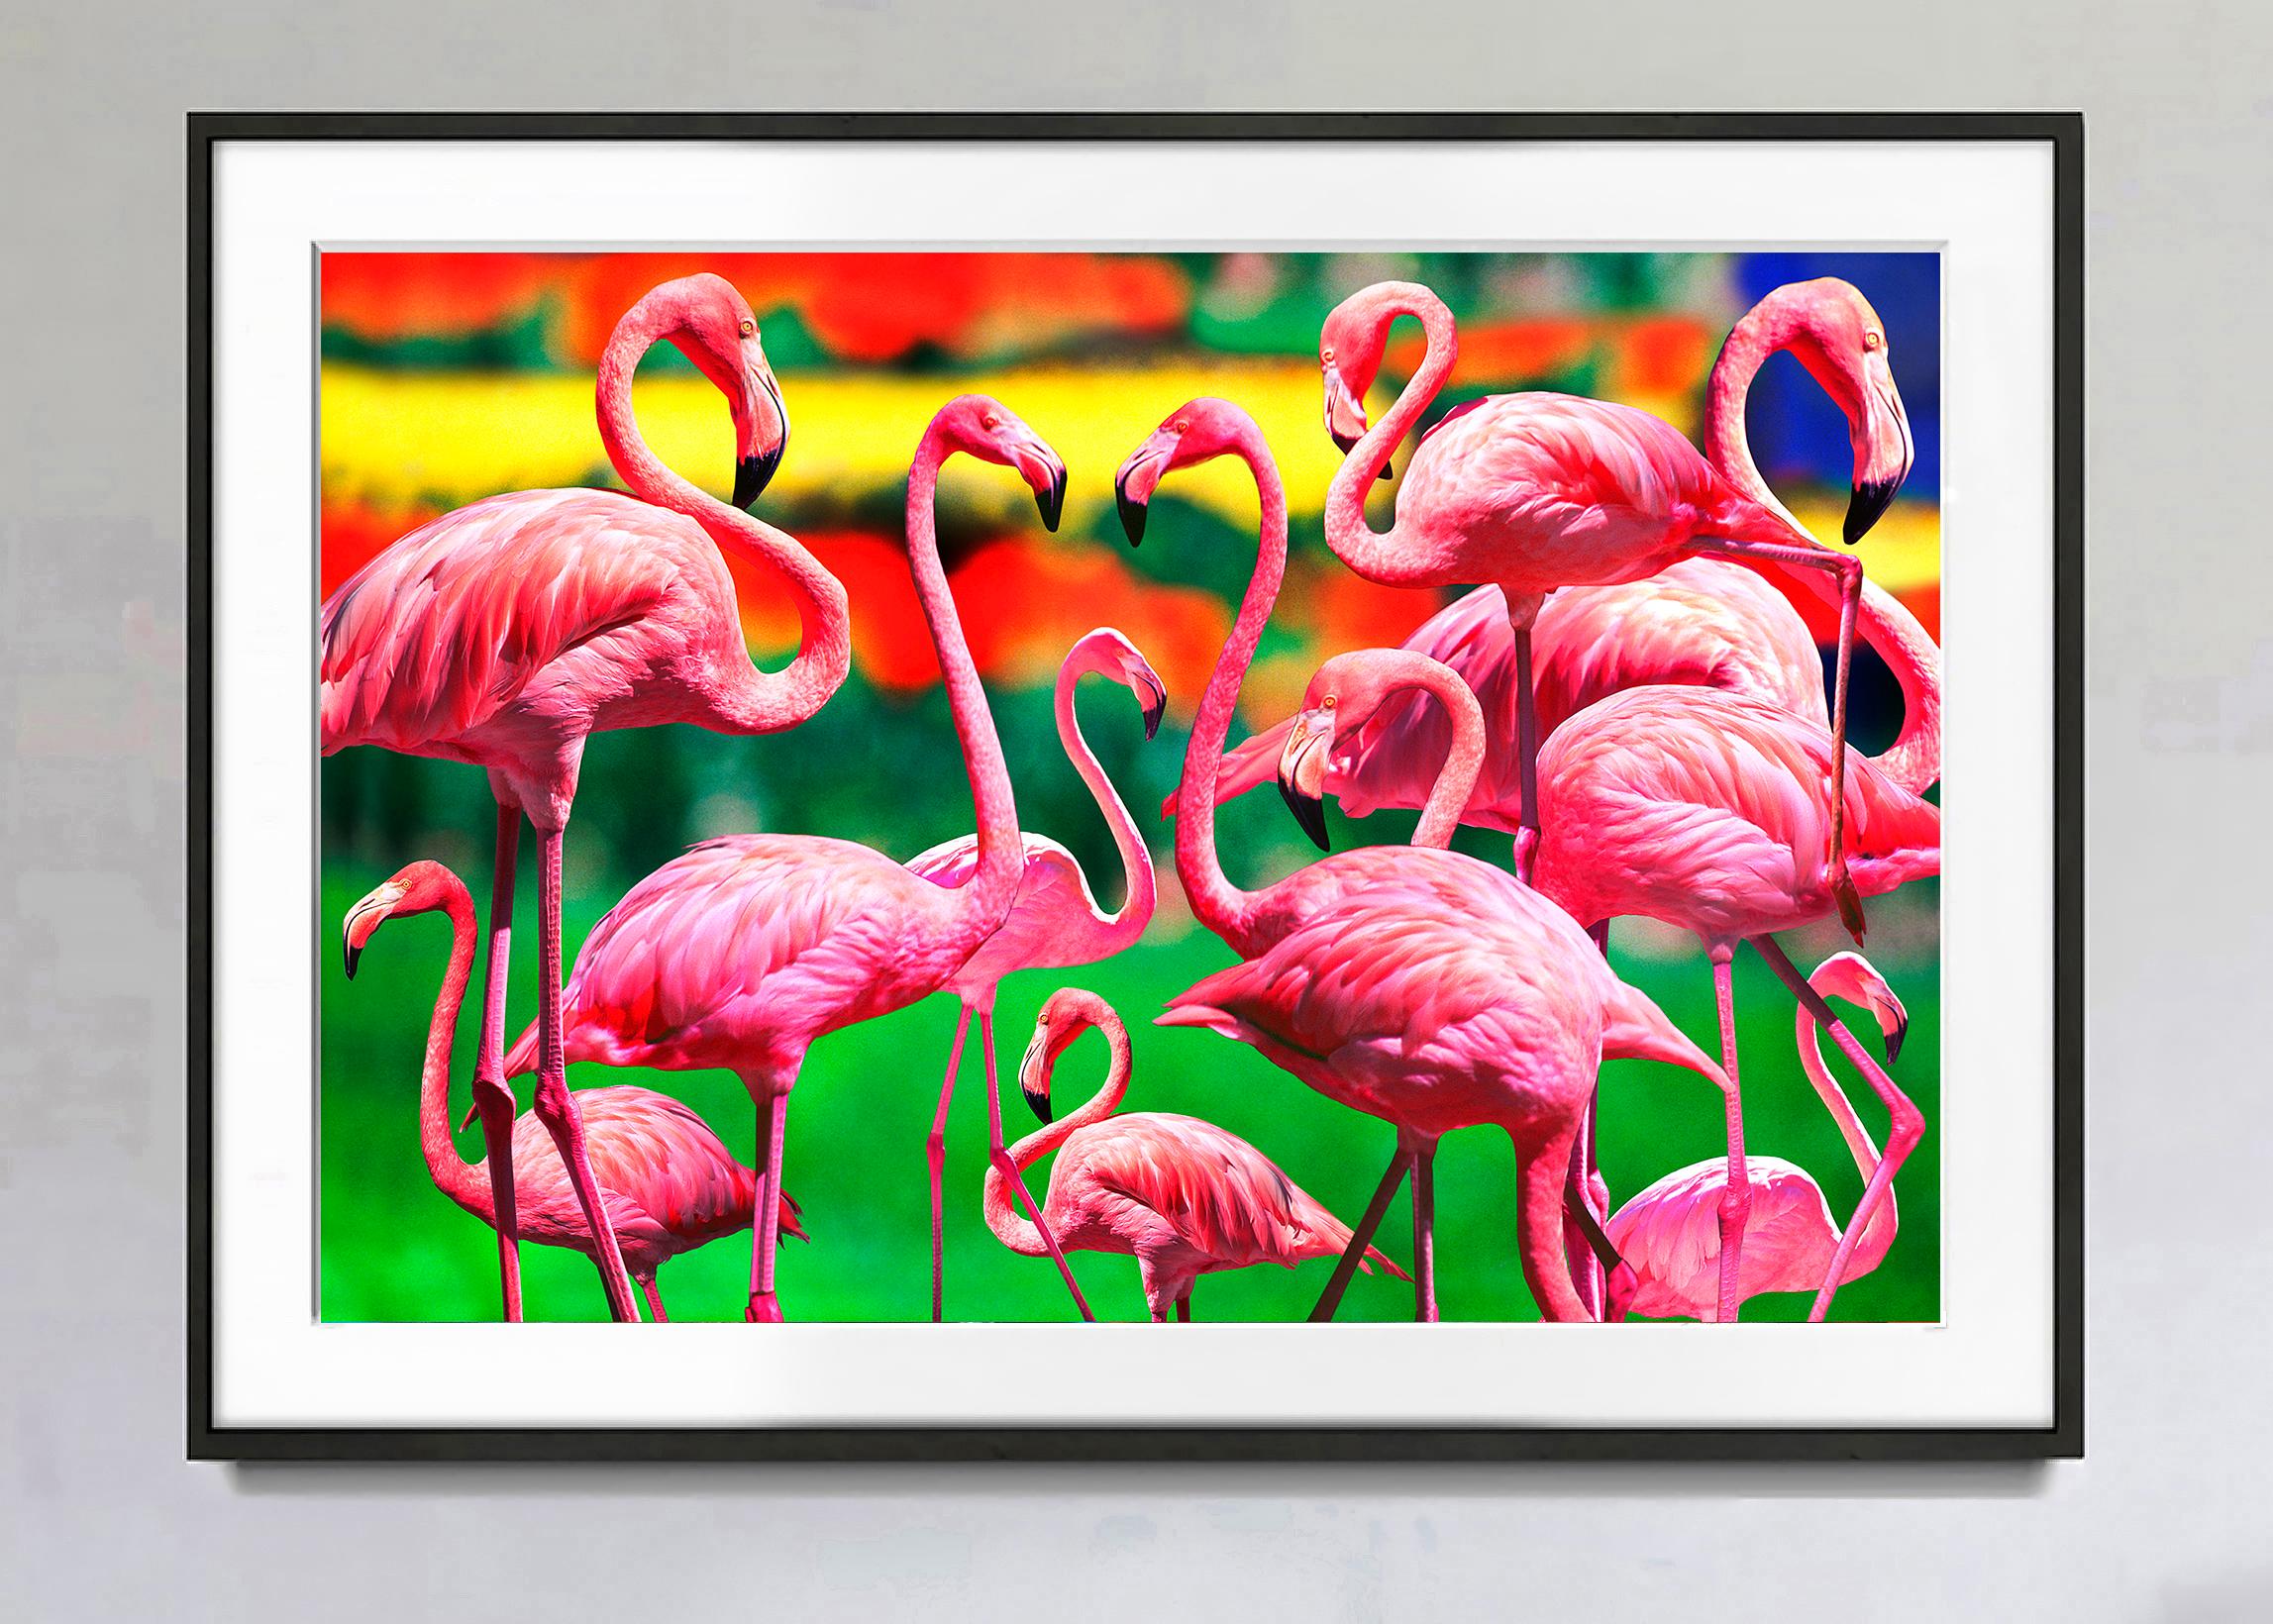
1863,330,1882,351
982,415,999,430
739,319,756,337
1322,694,1337,710
1174,419,1189,434
1322,346,1335,362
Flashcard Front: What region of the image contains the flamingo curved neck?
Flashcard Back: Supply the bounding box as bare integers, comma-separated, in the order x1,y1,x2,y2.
1175,425,1289,948
1057,653,1155,949
1395,660,1487,849
413,889,493,1220
595,304,849,733
1321,292,1459,584
908,428,1022,942
1796,988,1896,1266
1703,301,1942,792
983,1012,1132,1258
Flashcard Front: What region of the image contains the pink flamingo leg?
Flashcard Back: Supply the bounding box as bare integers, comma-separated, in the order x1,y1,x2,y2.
1508,612,1543,882
1750,936,1925,1321
1309,1139,1414,1322
979,1011,1093,1321
1690,536,1867,939
747,1084,792,1323
926,1006,973,1321
530,826,641,1323
1411,1141,1439,1322
638,1275,669,1324
1707,943,1753,1324
1176,1292,1192,1323
472,802,524,1321
1563,918,1612,1318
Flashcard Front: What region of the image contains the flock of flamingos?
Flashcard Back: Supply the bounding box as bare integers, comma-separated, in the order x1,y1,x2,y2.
322,267,1939,1326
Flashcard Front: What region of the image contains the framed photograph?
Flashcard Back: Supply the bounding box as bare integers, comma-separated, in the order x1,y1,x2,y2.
189,112,2082,1461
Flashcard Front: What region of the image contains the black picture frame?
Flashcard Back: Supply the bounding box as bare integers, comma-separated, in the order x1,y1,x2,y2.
188,110,2084,1464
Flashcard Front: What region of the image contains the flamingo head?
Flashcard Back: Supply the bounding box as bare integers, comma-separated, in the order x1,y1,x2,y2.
1809,950,1911,1063
1111,396,1260,546
1766,278,1915,544
648,273,790,510
1319,281,1430,477
1017,987,1114,1124
340,861,465,980
930,394,1068,533
1070,628,1168,741
1276,648,1467,852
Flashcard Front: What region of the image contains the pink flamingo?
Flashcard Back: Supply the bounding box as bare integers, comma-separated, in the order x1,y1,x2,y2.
1319,279,1908,929
989,987,1406,1321
1162,862,1731,1323
342,860,807,1322
1607,953,1910,1321
505,395,1086,1323
904,628,1165,1320
321,273,846,1321
1111,398,1489,965
1209,279,1940,827
1528,684,1938,1321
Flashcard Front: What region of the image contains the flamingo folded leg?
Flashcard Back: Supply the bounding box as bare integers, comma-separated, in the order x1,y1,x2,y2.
475,801,524,1322
531,826,642,1323
1690,536,1867,941
1750,936,1925,1321
926,1006,974,1321
978,1011,1093,1322
638,1275,669,1324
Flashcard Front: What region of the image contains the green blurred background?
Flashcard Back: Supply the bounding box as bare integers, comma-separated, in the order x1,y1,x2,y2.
319,249,1941,1323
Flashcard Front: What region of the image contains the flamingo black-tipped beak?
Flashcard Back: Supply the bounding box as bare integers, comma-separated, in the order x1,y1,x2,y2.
1018,1028,1053,1124
1114,480,1148,546
343,942,361,980
733,448,781,511
1036,460,1067,534
1137,673,1168,742
1883,1009,1909,1066
1329,426,1362,455
1844,475,1899,545
1278,776,1330,853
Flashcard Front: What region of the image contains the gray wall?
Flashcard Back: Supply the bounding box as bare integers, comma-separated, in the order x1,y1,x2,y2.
1,3,2261,1619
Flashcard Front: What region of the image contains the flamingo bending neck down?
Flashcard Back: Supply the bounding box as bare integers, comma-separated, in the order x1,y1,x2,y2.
343,861,806,1321
905,628,1166,1320
321,273,847,1321
987,988,1405,1322
1120,399,1724,1322
505,395,1078,1323
1318,279,1894,936
1205,276,1940,831
1608,953,1909,1321
1528,684,1938,1320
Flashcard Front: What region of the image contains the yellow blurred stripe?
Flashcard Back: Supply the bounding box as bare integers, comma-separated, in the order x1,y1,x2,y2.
320,360,1938,595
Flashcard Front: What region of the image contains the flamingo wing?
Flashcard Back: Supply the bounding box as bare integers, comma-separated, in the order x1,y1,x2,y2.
508,834,942,1074
1070,1114,1379,1272
320,489,715,753
1606,1157,1841,1319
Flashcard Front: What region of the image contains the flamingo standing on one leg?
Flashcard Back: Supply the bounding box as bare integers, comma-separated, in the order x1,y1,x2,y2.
904,628,1167,1320
987,988,1406,1321
504,396,1081,1324
1527,685,1938,1321
1607,952,1910,1321
321,274,847,1322
341,861,807,1321
1317,279,1908,928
